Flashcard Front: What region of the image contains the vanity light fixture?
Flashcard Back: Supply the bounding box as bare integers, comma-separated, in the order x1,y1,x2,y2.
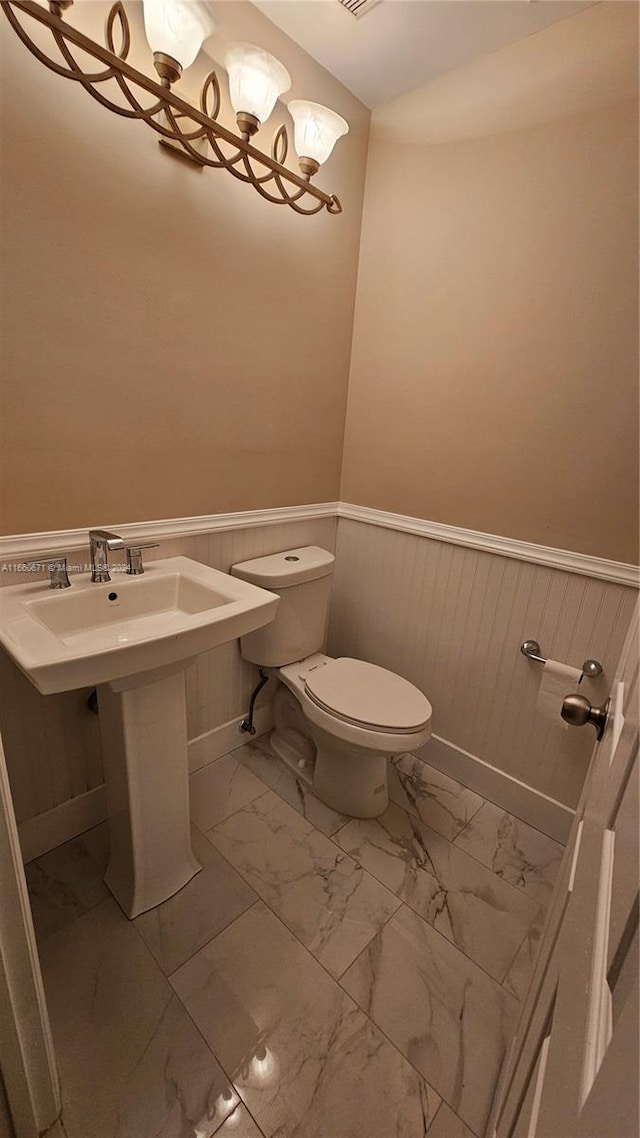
224,42,291,140
288,100,349,178
143,0,213,87
2,0,348,215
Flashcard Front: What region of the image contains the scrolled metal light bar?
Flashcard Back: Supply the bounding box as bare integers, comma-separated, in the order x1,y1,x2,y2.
1,0,343,216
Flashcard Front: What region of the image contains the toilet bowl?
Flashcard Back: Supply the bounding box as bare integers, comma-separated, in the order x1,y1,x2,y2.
272,653,432,817
231,546,433,819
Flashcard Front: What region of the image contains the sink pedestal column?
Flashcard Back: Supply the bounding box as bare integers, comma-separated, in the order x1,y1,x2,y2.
97,665,201,918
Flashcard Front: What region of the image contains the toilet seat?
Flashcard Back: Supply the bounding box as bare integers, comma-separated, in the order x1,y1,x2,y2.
304,657,432,734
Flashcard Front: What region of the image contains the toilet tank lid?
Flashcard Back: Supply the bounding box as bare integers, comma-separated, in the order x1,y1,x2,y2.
231,546,335,588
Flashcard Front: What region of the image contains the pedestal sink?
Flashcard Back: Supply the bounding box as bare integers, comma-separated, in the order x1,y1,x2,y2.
0,557,278,917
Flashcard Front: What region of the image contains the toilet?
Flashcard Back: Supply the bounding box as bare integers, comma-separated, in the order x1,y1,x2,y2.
231,546,432,818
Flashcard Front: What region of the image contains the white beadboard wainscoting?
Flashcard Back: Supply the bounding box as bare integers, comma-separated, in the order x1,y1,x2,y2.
0,514,336,859
328,518,637,838
0,502,637,857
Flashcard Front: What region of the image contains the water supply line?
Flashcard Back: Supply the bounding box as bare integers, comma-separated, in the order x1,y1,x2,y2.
240,669,270,735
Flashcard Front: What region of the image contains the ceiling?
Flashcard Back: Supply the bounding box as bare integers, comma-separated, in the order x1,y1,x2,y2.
372,1,637,142
250,0,596,109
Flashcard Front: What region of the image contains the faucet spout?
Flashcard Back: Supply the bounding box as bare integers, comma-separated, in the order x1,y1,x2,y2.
89,529,125,584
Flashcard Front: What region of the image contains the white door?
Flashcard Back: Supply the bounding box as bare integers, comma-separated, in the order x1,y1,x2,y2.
0,732,60,1137
488,601,639,1138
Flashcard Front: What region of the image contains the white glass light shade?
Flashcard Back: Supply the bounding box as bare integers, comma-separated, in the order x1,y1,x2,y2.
143,0,214,71
224,43,291,125
288,100,348,166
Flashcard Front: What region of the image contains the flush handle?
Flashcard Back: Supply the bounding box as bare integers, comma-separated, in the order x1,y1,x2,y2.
561,694,610,741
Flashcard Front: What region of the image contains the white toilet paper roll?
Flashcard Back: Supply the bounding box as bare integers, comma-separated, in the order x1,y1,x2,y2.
537,660,583,728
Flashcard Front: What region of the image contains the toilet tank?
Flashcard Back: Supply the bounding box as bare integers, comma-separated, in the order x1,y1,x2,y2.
231,546,335,667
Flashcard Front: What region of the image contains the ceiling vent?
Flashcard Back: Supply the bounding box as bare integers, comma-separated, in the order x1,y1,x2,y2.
338,0,381,19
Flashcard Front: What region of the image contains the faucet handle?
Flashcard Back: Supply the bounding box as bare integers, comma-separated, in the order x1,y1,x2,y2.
125,543,159,576
24,556,71,589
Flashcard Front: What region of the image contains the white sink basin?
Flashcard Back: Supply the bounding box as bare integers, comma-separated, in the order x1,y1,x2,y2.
0,556,279,695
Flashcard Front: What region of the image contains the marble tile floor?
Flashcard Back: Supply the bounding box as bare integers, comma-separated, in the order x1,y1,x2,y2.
27,740,564,1138
232,739,349,837
42,1122,69,1138
453,801,564,908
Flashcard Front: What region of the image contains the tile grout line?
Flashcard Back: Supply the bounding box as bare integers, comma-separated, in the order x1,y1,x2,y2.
218,744,547,996
451,795,566,850
235,739,351,839
497,906,545,994
424,1099,446,1138
38,892,262,1138
335,903,484,1138
194,755,506,1118
423,1098,483,1138
178,825,450,1118
450,823,563,907
188,752,274,834
449,793,485,843
189,785,274,839
176,904,269,1138
391,773,563,904
172,893,440,1136
326,797,546,986
133,892,269,1138
198,810,400,986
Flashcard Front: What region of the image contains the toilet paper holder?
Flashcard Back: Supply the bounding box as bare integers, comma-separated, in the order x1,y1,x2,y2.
520,640,603,682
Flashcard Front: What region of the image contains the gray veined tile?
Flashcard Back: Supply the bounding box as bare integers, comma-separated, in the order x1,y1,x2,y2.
427,1102,477,1138
206,791,400,978
79,819,111,872
215,1105,265,1137
171,902,441,1138
189,752,268,832
134,826,256,975
41,1121,68,1138
335,801,541,982
25,826,109,943
453,801,564,908
389,754,484,841
341,905,519,1138
39,898,240,1138
234,738,349,836
502,906,548,1002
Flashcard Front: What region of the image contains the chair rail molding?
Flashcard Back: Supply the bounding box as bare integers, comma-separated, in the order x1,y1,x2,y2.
0,503,341,561
0,501,637,586
336,504,640,588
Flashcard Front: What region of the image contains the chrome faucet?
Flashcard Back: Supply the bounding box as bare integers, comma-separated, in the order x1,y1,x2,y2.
89,529,124,583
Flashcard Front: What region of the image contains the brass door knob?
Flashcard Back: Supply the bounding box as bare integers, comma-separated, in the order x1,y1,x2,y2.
561,694,610,741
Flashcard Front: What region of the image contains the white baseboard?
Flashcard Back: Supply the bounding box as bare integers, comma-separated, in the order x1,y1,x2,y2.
17,709,274,862
419,734,574,844
17,785,108,864
187,706,273,773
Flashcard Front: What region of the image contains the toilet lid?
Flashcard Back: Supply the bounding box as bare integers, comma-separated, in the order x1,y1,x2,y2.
304,658,432,732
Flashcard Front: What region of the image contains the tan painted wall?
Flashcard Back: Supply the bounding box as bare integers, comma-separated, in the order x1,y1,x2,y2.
340,5,639,564
0,2,369,535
